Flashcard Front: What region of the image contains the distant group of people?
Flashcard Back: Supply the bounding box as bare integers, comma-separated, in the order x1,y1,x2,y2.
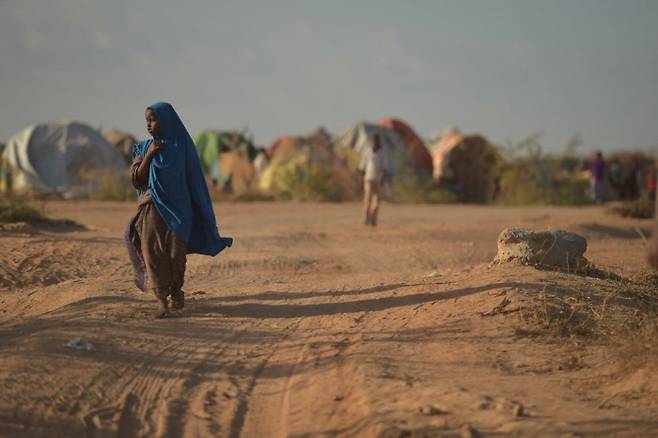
589,151,657,204
591,150,658,269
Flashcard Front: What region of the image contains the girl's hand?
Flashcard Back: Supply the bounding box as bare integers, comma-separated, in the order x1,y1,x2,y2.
150,138,164,154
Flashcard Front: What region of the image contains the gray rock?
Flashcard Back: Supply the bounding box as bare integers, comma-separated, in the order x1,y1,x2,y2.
493,227,588,270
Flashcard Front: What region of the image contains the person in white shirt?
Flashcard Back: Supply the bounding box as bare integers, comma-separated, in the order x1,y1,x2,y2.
359,133,387,226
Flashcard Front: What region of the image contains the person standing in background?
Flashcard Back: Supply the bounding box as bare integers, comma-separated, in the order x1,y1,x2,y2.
649,166,658,269
646,160,656,202
590,151,606,204
360,133,387,227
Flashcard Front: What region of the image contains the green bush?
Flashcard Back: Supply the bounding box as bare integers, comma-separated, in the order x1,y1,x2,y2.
0,196,83,228
0,197,44,222
90,172,136,201
390,160,459,204
610,196,656,219
497,157,590,206
276,162,341,202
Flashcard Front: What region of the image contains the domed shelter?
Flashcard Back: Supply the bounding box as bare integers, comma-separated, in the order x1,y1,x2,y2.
429,128,502,203
193,130,257,180
260,129,358,201
377,118,433,175
216,150,257,195
1,120,125,193
333,122,405,177
267,127,331,158
104,129,137,165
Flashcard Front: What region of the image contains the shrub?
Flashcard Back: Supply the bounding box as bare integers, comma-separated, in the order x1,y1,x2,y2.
0,196,44,222
497,157,590,206
609,196,656,219
390,159,459,204
276,162,341,202
0,196,83,228
89,171,136,201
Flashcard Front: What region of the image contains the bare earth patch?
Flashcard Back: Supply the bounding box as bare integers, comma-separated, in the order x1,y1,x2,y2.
0,201,656,437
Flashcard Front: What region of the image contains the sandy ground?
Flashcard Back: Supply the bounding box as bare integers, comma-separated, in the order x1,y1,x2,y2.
0,201,656,437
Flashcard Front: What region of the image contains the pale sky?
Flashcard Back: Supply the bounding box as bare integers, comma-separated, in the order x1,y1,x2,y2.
1,0,657,153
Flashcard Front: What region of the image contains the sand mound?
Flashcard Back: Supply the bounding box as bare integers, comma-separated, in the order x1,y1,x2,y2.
493,227,588,271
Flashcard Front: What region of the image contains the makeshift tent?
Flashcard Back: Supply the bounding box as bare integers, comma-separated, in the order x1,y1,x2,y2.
429,128,501,203
259,130,358,200
377,118,433,175
104,129,137,165
1,120,125,193
267,135,291,158
215,150,257,195
193,130,257,178
267,127,331,158
429,128,465,181
333,122,405,176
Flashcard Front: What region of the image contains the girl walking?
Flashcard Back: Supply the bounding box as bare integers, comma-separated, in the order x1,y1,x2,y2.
126,102,232,317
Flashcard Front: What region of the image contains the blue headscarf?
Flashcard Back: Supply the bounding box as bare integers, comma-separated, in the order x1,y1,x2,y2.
133,102,232,256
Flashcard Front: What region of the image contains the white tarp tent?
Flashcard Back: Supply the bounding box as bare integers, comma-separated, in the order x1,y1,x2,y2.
2,120,125,192
333,122,405,176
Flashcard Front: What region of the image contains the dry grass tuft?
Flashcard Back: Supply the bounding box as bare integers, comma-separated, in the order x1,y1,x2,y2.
0,196,44,223
608,196,656,219
515,269,658,341
0,196,83,229
88,171,136,202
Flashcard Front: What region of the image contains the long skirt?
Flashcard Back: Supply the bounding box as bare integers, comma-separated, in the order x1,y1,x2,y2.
125,201,186,300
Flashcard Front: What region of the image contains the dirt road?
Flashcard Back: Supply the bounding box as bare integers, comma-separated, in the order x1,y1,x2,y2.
0,202,656,437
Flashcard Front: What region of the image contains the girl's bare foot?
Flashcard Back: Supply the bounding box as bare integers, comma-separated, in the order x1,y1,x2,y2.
154,297,169,318
171,290,185,311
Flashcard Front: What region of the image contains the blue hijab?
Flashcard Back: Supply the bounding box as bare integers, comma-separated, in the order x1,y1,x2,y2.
133,102,232,256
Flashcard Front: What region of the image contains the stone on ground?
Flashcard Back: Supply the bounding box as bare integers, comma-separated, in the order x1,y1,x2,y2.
493,227,588,271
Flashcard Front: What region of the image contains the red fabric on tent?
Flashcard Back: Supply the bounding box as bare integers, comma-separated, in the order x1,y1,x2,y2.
377,118,433,174
267,135,292,158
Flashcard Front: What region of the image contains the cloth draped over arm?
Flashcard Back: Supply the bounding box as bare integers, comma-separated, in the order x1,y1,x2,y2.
133,102,232,256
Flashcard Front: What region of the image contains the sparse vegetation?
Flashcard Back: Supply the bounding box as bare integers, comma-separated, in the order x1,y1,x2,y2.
0,196,83,229
276,162,342,202
390,159,459,204
609,196,656,219
496,133,591,206
517,270,658,340
0,196,44,223
88,171,136,202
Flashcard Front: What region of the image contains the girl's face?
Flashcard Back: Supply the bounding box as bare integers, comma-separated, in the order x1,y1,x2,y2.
145,108,160,138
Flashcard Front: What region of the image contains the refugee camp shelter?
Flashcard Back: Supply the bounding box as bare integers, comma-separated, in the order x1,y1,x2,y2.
333,122,405,177
260,129,358,201
429,128,465,181
215,150,257,195
192,130,258,193
377,118,433,175
267,127,331,158
1,120,125,193
104,129,137,165
429,128,501,203
194,130,257,176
